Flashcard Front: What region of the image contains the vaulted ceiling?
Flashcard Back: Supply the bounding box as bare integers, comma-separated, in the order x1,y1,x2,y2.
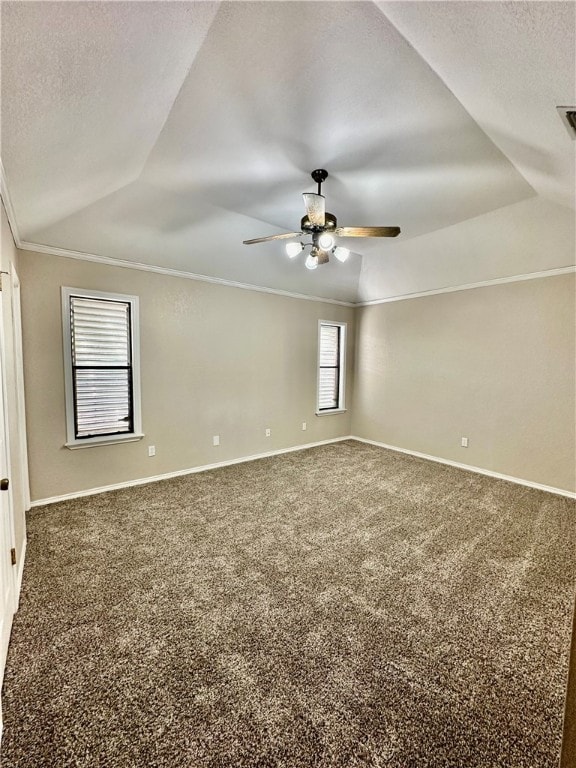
1,1,574,303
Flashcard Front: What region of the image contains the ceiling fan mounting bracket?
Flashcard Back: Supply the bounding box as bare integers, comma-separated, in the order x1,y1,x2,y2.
311,168,328,194
311,168,328,184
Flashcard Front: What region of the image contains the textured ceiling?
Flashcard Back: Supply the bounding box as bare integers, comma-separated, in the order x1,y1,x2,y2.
1,1,574,303
378,0,576,210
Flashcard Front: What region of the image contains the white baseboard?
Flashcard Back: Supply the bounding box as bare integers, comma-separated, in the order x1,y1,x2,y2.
29,434,575,507
30,436,355,507
351,436,576,500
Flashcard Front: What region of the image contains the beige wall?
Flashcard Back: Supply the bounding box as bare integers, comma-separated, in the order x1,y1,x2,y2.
18,250,355,501
352,274,576,493
0,202,27,566
15,246,576,500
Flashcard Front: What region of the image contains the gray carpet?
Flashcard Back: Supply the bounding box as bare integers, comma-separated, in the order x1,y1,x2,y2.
1,440,575,767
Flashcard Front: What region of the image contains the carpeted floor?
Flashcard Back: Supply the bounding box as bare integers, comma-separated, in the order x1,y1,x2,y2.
1,440,575,767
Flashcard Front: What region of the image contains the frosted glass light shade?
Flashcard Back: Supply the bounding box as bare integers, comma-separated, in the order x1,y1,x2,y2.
318,233,334,250
285,241,303,258
305,254,319,270
302,193,325,227
333,246,350,263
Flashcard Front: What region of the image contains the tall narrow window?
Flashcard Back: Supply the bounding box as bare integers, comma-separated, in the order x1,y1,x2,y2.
62,288,142,447
317,321,346,412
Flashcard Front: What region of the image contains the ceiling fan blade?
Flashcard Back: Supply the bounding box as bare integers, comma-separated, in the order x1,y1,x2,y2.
243,232,303,245
302,193,325,227
334,226,401,238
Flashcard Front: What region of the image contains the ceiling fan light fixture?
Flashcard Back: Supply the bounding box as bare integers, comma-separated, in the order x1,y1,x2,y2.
243,169,400,271
305,253,319,270
285,241,303,258
333,246,350,263
318,233,334,250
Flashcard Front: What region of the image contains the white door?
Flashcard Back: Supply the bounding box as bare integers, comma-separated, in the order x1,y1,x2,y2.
0,289,15,688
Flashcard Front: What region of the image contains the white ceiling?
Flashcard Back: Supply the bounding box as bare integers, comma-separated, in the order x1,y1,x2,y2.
1,1,574,303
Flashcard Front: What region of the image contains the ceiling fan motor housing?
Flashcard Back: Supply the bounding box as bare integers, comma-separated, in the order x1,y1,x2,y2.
301,212,337,233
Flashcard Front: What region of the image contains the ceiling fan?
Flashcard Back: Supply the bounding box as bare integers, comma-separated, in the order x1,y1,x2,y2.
243,169,400,269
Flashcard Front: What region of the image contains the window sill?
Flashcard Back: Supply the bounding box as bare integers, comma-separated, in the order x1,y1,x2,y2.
65,433,145,450
315,409,347,417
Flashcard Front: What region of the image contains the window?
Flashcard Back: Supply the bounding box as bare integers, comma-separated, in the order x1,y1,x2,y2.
62,288,142,448
317,321,346,413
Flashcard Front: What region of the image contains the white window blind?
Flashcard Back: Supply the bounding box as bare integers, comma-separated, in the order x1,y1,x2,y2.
70,296,133,438
62,288,142,447
318,323,344,411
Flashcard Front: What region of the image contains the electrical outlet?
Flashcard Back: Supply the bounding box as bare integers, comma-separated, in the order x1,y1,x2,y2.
148,445,156,457
213,435,220,446
302,422,307,431
265,428,271,437
461,437,468,448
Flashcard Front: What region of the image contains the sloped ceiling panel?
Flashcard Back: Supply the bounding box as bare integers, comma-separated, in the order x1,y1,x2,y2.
1,1,220,235
1,1,565,302
142,1,533,238
378,0,576,210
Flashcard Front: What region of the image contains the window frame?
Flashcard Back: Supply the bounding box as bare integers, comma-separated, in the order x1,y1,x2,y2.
61,287,143,449
316,320,347,415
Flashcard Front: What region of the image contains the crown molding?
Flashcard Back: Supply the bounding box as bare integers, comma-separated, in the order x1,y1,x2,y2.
4,161,574,307
19,238,575,308
356,266,576,306
17,241,356,307
1,160,355,307
0,159,23,247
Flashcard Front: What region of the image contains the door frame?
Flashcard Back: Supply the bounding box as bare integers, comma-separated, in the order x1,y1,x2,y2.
0,286,17,741
9,265,30,520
